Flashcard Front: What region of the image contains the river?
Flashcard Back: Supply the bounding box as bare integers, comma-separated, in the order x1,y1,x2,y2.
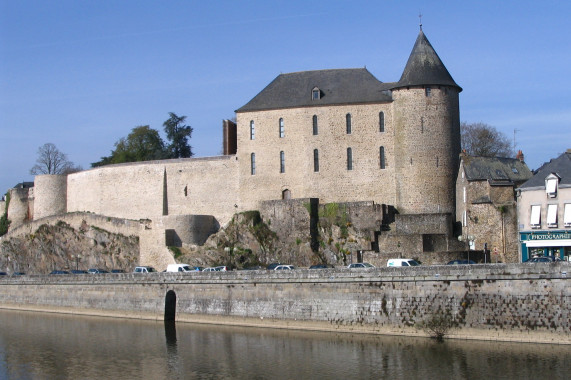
0,310,569,379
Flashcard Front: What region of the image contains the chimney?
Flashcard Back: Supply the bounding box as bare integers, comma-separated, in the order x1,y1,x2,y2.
516,150,524,162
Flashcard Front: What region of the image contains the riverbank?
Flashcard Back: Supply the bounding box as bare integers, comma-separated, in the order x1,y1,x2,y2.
1,263,569,345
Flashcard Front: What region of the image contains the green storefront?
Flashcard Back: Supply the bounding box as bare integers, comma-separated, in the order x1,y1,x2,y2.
519,230,571,262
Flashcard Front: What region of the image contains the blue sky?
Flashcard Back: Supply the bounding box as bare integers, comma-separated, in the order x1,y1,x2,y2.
1,1,570,193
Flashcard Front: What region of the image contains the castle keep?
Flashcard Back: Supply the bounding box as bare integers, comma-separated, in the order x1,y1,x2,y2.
5,29,465,265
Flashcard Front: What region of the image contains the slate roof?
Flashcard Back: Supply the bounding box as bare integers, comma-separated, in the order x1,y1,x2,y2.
519,150,571,189
393,30,461,91
461,155,532,185
236,68,394,113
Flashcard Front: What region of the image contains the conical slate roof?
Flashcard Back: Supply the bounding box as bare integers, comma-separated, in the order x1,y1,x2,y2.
394,30,461,91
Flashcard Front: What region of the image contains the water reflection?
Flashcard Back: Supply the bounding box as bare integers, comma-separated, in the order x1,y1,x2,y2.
0,309,569,379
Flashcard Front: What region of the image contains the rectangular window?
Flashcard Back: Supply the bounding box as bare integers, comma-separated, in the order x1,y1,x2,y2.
279,118,285,138
346,113,352,134
313,149,319,172
547,204,558,227
379,146,385,169
462,210,467,227
280,151,285,173
250,153,256,175
564,204,571,227
530,205,541,228
425,87,431,96
250,120,255,140
546,178,557,197
312,115,318,135
463,187,466,203
347,147,353,170
379,112,385,132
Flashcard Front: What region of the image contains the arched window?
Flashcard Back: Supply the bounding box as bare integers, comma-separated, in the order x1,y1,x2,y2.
279,118,285,138
313,149,319,172
346,113,352,134
379,112,385,132
347,147,353,170
312,115,318,135
250,120,255,140
250,153,256,175
380,146,386,169
280,151,285,173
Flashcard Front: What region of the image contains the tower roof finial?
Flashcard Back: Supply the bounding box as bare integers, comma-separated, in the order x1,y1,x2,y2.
419,12,423,31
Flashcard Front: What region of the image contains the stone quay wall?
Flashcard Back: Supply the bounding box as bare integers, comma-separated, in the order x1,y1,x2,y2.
0,263,569,344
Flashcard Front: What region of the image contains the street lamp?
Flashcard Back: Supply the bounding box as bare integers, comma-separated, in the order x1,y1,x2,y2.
458,235,475,262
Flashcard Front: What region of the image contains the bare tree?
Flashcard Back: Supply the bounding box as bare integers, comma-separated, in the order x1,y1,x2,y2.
461,122,512,157
30,143,81,175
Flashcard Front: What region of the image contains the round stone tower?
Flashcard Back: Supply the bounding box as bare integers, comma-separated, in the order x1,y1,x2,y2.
34,174,67,219
392,29,461,215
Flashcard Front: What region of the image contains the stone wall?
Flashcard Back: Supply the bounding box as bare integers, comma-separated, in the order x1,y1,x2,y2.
65,155,239,225
392,86,460,214
1,263,569,343
6,188,32,230
236,103,397,212
33,175,67,219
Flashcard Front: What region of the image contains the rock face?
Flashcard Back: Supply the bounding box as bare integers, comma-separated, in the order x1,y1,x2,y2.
0,221,139,274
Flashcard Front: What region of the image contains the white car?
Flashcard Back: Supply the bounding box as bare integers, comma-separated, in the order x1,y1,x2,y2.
202,267,217,272
347,262,375,269
387,259,420,267
274,265,295,270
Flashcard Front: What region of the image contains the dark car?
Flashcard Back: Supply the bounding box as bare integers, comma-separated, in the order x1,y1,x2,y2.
447,260,476,265
12,272,26,276
111,269,125,273
524,257,559,263
71,270,88,274
50,270,70,275
266,263,282,270
88,268,109,274
0,272,7,276
309,264,334,269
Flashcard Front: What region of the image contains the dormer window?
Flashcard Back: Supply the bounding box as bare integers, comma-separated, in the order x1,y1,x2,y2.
545,173,559,198
312,87,320,100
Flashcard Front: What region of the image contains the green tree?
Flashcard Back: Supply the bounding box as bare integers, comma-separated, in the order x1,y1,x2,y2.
163,112,193,158
30,143,81,175
461,122,512,157
92,126,168,167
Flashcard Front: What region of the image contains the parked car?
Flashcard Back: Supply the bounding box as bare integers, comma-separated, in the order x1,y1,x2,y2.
347,262,375,269
88,268,109,274
266,263,282,270
202,267,218,272
447,260,476,265
387,259,420,267
215,266,229,272
12,272,26,276
524,256,560,263
274,265,295,270
111,269,125,273
71,270,88,274
309,264,334,269
167,264,196,273
0,272,7,276
49,270,70,275
134,266,157,273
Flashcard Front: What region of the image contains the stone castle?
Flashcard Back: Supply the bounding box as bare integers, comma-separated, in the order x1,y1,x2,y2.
2,29,467,267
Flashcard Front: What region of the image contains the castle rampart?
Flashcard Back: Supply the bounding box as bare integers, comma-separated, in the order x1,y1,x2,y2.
0,263,569,344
